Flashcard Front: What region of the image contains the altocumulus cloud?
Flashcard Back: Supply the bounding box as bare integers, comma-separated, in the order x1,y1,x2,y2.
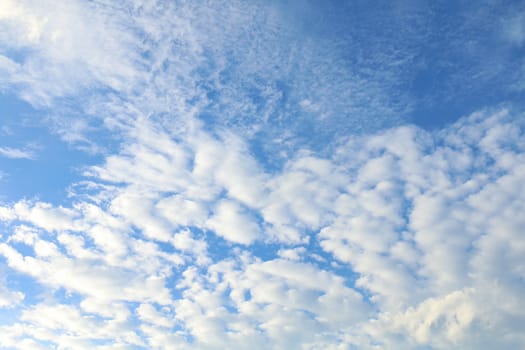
0,1,525,349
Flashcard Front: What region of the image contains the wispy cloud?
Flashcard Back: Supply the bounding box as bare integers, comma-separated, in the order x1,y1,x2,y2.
0,146,34,159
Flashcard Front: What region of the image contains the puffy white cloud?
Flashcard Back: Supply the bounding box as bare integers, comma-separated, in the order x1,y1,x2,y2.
10,201,82,232
0,302,145,349
137,303,175,329
206,200,260,245
157,196,208,229
277,246,306,261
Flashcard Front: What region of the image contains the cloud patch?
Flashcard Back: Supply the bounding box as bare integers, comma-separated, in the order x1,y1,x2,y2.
0,146,34,159
0,109,524,348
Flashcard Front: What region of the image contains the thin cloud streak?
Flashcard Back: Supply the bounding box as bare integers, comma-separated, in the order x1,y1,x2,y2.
0,146,34,159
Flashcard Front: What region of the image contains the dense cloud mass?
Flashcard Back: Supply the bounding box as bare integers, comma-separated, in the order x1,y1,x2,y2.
0,1,524,349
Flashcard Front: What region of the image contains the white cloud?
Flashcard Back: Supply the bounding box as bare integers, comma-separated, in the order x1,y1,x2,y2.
137,303,174,329
0,302,145,349
0,146,35,159
277,246,306,261
157,195,208,228
10,201,81,232
0,0,141,105
206,200,260,245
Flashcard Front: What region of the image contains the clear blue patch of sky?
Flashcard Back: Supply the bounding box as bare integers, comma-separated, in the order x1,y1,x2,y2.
0,306,22,326
3,266,45,307
0,94,107,205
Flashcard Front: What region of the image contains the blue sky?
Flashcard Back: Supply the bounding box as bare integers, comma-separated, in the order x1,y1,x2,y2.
1,1,525,349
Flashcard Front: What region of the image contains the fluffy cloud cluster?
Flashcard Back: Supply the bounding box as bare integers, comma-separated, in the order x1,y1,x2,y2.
0,108,524,349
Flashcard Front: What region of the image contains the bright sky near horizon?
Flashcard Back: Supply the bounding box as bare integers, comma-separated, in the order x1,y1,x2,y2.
0,1,525,349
